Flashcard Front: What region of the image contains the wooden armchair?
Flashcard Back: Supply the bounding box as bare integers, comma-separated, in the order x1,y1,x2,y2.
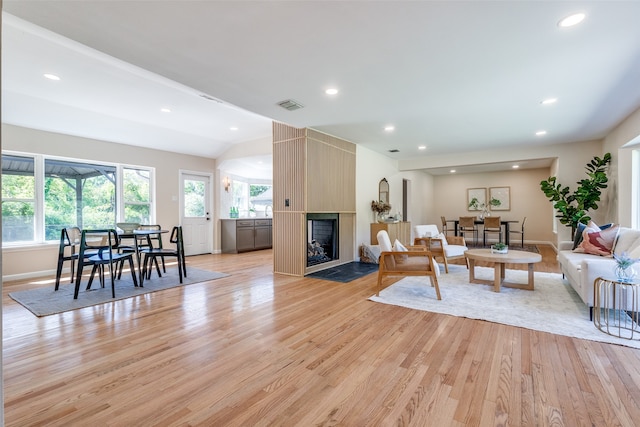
414,234,468,273
376,230,441,300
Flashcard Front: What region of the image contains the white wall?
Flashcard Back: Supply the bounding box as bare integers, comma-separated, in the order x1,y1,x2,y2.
355,145,434,252
603,106,640,227
433,168,553,243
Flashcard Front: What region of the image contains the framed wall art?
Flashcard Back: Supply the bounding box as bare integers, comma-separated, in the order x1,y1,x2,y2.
489,186,510,211
467,188,486,211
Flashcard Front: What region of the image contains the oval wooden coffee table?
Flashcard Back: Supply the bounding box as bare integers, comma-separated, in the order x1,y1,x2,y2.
464,249,542,292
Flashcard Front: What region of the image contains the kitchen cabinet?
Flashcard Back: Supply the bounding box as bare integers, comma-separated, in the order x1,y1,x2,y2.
222,219,272,253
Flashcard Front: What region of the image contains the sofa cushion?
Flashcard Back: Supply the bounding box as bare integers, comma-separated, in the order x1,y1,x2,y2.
572,221,613,249
613,227,640,255
577,225,618,256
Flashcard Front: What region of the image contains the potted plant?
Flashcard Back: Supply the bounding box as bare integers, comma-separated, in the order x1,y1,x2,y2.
468,197,501,219
491,242,508,254
540,153,611,238
371,200,391,222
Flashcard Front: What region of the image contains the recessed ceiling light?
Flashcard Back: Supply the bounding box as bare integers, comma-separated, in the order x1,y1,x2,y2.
43,73,60,81
384,125,395,132
450,169,456,173
418,145,427,150
512,165,520,169
541,98,558,105
325,88,339,95
160,108,171,113
558,13,585,28
230,127,239,131
536,130,547,136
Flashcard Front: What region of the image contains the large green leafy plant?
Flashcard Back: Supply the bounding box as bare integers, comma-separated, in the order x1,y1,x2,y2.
540,153,611,238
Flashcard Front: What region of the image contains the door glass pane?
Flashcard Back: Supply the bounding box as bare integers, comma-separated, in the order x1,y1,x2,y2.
184,179,205,217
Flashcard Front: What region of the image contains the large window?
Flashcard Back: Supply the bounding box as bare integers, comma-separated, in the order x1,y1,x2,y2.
230,180,272,217
2,152,154,245
123,167,151,223
44,159,117,240
2,155,35,242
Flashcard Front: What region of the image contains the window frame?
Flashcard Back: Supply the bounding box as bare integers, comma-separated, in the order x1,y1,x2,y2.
2,150,155,247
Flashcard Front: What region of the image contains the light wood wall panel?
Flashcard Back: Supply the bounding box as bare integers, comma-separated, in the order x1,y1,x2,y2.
307,128,357,154
272,212,306,276
273,140,305,213
306,137,356,212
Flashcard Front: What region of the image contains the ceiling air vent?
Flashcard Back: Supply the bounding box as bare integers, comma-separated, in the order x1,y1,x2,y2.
388,149,400,153
277,99,304,111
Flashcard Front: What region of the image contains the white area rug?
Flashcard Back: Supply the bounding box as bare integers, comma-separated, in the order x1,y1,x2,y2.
370,264,640,349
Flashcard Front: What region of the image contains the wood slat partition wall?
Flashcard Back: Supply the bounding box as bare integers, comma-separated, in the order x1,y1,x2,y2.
273,122,357,276
273,122,306,276
272,212,305,276
306,130,356,213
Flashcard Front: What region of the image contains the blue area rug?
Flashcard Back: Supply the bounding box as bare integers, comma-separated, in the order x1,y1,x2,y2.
307,262,378,283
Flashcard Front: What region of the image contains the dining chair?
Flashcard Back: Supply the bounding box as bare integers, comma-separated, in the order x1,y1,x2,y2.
458,216,478,246
54,227,82,290
138,224,166,274
140,226,186,285
74,229,139,299
440,216,451,236
483,216,502,246
509,216,527,247
116,224,164,279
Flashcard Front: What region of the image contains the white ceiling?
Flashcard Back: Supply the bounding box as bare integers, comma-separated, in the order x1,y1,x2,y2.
3,2,640,177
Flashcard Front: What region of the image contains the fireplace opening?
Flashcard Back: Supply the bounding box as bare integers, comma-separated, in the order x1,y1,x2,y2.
307,213,338,267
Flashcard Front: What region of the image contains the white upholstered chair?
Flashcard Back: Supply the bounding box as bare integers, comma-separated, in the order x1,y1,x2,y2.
413,224,468,273
376,230,441,299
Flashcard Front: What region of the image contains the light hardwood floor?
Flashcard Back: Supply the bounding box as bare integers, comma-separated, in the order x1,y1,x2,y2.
3,245,640,426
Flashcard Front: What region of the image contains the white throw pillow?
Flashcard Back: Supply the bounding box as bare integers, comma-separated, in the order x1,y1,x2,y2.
393,239,408,252
436,232,449,246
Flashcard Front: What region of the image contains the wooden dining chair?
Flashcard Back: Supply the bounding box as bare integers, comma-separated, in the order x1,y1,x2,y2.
140,226,186,285
509,217,527,247
483,216,502,246
440,216,451,236
74,229,139,299
459,216,478,246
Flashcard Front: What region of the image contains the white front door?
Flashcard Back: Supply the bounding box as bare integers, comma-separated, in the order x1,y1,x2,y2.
180,171,212,255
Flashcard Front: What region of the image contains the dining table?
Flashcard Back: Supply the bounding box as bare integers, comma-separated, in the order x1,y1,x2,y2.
448,218,519,246
118,228,169,282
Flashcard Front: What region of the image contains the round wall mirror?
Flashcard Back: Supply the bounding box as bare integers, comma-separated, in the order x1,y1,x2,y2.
379,178,389,204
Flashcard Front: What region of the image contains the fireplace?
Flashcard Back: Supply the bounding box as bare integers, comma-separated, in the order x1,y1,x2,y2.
307,213,338,267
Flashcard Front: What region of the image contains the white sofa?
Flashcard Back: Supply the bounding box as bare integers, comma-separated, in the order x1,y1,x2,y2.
557,226,640,317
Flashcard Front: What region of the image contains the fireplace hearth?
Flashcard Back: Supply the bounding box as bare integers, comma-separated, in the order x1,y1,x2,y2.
307,213,338,267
